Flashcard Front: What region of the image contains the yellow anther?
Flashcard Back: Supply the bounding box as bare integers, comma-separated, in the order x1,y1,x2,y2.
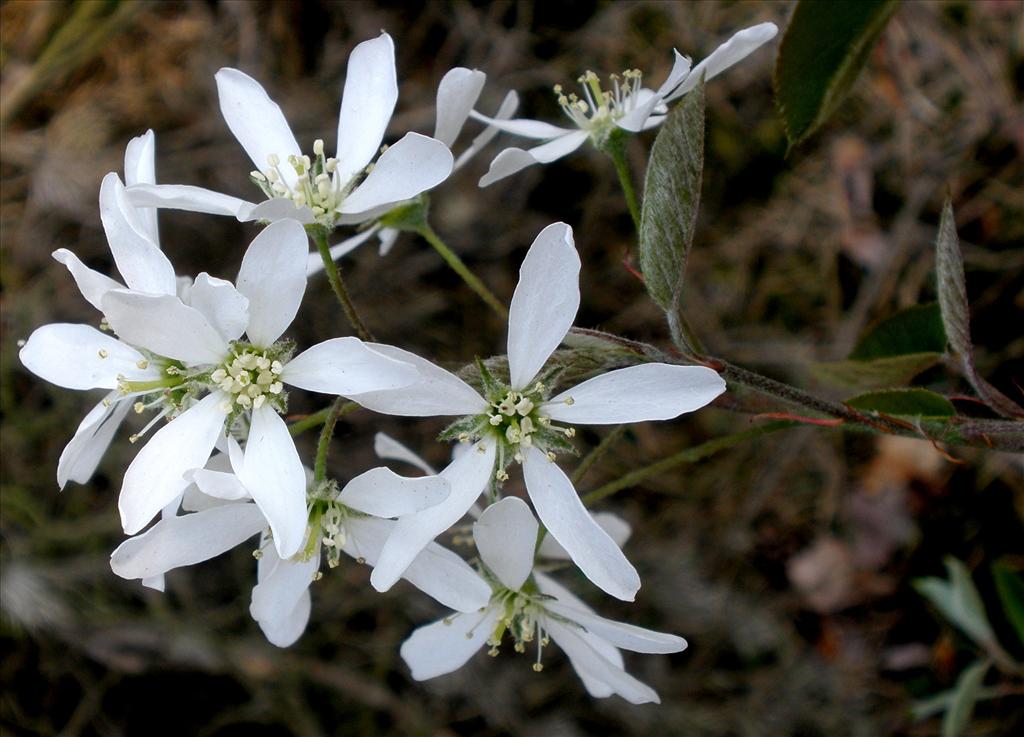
98,349,109,359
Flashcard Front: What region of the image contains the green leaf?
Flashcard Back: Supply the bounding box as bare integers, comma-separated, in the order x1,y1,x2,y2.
993,561,1024,648
812,352,942,390
850,304,947,360
935,199,1024,419
941,660,989,737
846,388,955,418
912,682,1001,722
774,0,899,151
638,75,705,318
914,557,997,650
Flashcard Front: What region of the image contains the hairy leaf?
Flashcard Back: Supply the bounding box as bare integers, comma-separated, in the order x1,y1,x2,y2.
914,558,996,650
846,388,955,418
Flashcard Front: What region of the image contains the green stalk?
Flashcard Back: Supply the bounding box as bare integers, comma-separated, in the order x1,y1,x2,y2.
314,398,349,483
416,224,508,320
571,426,627,486
604,134,642,231
310,226,374,341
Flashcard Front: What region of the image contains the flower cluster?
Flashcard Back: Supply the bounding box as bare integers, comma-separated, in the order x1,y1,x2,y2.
19,25,777,703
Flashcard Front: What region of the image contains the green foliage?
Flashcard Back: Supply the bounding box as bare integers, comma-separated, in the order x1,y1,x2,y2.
773,0,898,151
914,557,997,650
846,388,955,418
638,75,705,328
993,561,1024,648
941,660,989,737
812,354,942,390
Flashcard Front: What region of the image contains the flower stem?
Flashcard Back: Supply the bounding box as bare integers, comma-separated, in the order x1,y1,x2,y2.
289,403,358,437
314,398,350,483
416,224,508,320
604,134,641,231
571,425,627,486
310,226,375,341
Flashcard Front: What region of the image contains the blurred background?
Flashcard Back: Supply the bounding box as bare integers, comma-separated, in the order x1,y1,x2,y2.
2,1,1023,735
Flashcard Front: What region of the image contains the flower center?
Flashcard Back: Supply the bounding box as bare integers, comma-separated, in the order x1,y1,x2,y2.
249,139,358,226
554,69,644,136
210,346,285,411
475,586,550,672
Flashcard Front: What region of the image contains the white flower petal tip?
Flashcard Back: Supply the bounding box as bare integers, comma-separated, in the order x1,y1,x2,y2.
478,131,588,187
545,364,726,425
507,222,580,389
51,248,123,312
473,497,537,591
235,198,315,225
339,467,450,518
340,133,454,215
670,22,781,100
19,323,156,391
282,338,420,397
434,67,487,147
126,183,252,218
57,393,131,489
400,608,501,681
236,219,308,347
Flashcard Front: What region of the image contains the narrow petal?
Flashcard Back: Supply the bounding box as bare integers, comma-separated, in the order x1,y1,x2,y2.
240,405,307,558
507,222,580,389
538,511,631,560
544,364,726,424
110,502,266,580
127,183,252,217
523,446,640,601
258,588,312,648
370,440,495,592
215,68,301,187
19,323,156,390
668,22,779,100
250,551,318,631
545,601,686,654
373,432,436,475
101,290,228,366
305,226,380,276
467,111,576,139
187,273,249,342
473,497,537,591
123,130,160,246
545,620,661,704
454,90,519,172
51,249,124,312
400,608,500,681
478,131,589,187
119,392,229,534
342,343,487,416
57,393,131,488
186,468,251,501
99,174,177,295
338,467,449,518
283,338,419,396
235,197,315,225
334,33,398,186
534,571,624,669
235,219,308,346
339,133,453,215
377,228,399,256
434,68,486,147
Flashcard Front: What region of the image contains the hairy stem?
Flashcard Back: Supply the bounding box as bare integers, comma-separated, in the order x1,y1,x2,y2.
416,225,508,320
314,398,350,483
311,227,375,341
605,135,641,230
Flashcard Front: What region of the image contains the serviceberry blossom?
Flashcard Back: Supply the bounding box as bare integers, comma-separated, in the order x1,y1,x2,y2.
341,222,726,601
125,33,453,230
400,498,686,704
110,455,490,647
474,22,778,186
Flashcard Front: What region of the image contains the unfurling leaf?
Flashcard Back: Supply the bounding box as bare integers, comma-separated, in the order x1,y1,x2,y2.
846,388,955,418
639,75,705,323
773,0,898,151
941,660,988,737
993,561,1024,648
913,557,997,650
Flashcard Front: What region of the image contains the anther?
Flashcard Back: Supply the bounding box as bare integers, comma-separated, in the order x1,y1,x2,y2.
98,349,109,359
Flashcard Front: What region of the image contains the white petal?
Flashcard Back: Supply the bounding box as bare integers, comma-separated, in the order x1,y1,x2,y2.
545,600,686,654
119,393,229,534
19,323,156,390
123,130,160,246
370,440,495,592
187,468,250,502
545,620,661,704
434,68,486,147
338,467,449,518
400,608,500,681
507,222,580,389
668,22,779,101
343,517,491,613
283,338,419,396
545,364,726,424
215,68,301,187
478,131,589,187
534,571,624,669
99,174,177,295
240,405,308,558
473,497,537,591
340,133,453,215
523,447,640,601
126,183,252,217
101,291,228,366
538,511,631,560
110,502,266,580
467,111,576,139
187,273,249,342
51,249,124,312
342,343,486,416
305,226,380,276
57,393,131,488
250,549,318,631
377,228,399,256
373,432,436,475
334,33,398,186
235,197,315,225
258,588,311,648
454,90,519,172
235,219,308,346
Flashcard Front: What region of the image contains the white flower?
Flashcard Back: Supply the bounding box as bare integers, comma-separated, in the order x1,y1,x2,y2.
473,23,778,186
111,455,490,647
125,33,454,230
308,67,520,273
400,498,686,704
343,222,726,601
83,217,417,557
